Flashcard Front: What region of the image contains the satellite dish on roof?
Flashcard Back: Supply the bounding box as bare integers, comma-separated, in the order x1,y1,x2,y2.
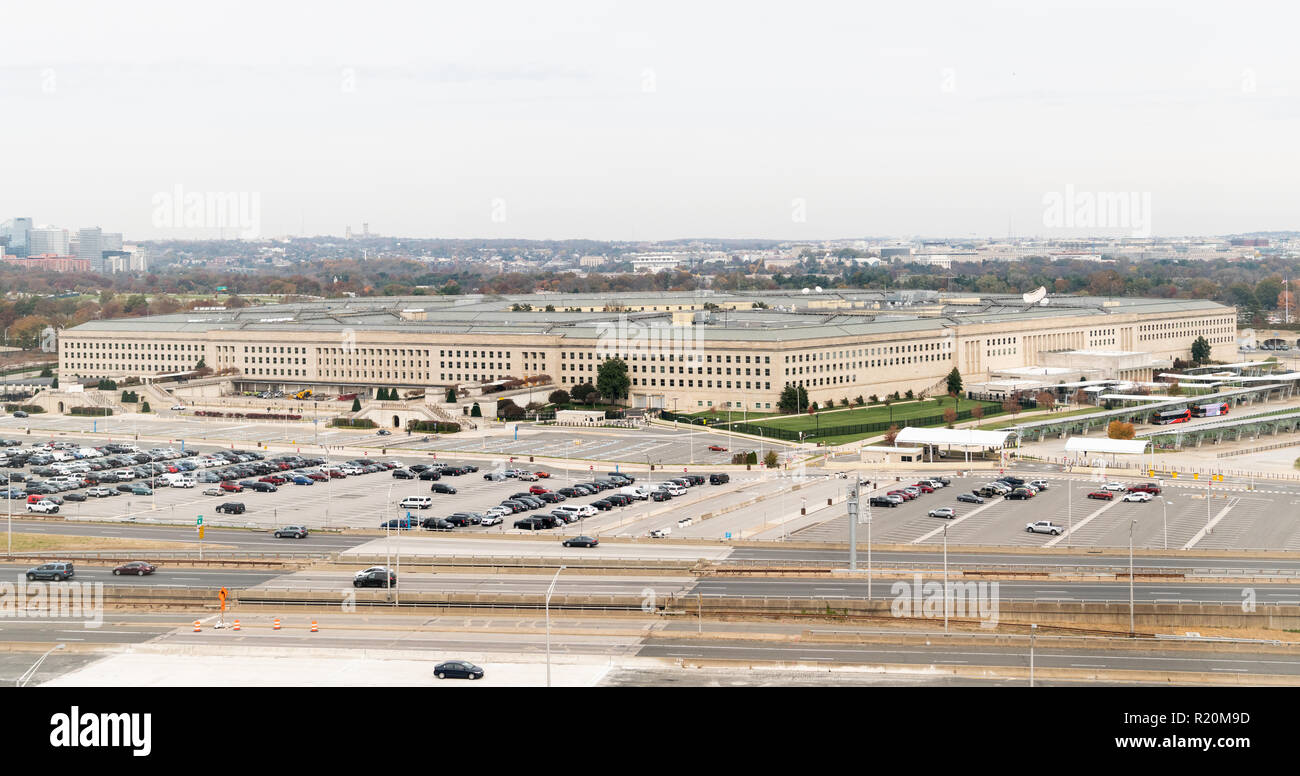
814,286,823,293
801,288,810,294
1022,286,1047,305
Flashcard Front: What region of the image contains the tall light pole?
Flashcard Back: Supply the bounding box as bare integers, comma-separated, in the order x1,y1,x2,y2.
1029,623,1037,687
17,643,65,687
545,565,566,687
1129,518,1137,637
1066,481,1072,548
943,523,949,633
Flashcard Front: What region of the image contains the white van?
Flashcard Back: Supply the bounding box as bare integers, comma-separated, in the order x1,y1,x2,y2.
618,485,650,500
400,496,434,510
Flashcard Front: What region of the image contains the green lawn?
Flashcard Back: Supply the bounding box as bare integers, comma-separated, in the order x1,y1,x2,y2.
978,405,1108,430
744,398,1001,434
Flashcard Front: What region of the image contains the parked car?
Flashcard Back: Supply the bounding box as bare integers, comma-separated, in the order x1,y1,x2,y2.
709,473,730,485
215,502,245,514
1102,482,1127,492
1087,491,1114,500
1005,488,1035,500
274,526,309,539
1123,492,1153,503
480,514,503,526
400,496,434,510
1025,520,1064,536
956,493,984,504
434,660,484,680
1128,483,1162,495
392,469,415,480
928,507,956,519
869,495,897,507
203,487,224,496
220,481,244,493
430,483,457,494
707,445,727,452
87,486,116,498
1028,479,1050,491
112,561,156,576
27,500,59,514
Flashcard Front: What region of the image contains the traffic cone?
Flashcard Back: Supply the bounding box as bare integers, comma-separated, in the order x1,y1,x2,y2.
310,620,318,633
193,620,201,632
233,620,241,631
273,618,281,630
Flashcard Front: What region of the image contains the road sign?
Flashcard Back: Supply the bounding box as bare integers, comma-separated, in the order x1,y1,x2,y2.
198,526,205,539
217,587,228,611
725,532,732,539
196,515,203,526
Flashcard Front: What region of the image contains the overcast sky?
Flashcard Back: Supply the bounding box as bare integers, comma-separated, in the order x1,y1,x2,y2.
2,1,1297,242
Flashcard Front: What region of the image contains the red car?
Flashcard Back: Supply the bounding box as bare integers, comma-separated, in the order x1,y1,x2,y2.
528,485,549,495
307,472,328,481
220,481,244,492
912,483,935,493
708,445,727,452
888,490,916,501
112,561,156,576
1127,483,1162,495
1087,491,1113,500
260,475,286,485
328,470,346,479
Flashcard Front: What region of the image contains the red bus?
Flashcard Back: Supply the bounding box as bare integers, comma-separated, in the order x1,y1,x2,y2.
1191,402,1229,418
1151,408,1192,425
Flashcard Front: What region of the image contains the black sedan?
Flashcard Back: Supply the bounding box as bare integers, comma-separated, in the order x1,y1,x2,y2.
435,661,484,680
112,561,157,576
562,535,599,548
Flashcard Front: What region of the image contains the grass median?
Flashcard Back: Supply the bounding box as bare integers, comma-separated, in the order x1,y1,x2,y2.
0,532,205,552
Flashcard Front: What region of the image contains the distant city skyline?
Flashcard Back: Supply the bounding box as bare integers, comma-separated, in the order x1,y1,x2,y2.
2,1,1297,241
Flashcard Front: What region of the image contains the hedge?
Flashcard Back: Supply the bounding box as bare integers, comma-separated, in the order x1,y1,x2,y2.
4,404,44,414
331,418,377,429
69,406,113,416
407,421,460,433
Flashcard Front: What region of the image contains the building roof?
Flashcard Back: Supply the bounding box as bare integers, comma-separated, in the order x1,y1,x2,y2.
1064,437,1149,455
895,427,1013,448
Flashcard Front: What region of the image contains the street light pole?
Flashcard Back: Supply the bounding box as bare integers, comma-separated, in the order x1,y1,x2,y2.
1029,623,1037,687
545,565,566,688
943,523,949,634
1129,519,1137,637
1161,495,1170,550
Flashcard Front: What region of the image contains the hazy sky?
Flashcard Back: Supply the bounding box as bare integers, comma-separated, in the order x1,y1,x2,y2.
2,1,1297,242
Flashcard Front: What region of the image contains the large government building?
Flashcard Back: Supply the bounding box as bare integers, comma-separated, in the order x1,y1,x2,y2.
58,290,1237,411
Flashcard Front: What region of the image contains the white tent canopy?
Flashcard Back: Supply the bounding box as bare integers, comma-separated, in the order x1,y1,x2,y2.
1064,437,1149,455
895,427,1013,448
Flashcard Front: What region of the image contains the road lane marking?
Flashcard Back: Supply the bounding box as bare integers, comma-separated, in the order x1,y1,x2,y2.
1182,498,1239,550
1044,498,1121,547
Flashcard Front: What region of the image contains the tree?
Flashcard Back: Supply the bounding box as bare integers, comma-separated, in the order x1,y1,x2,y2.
945,367,963,397
1168,382,1183,396
351,397,361,412
1191,335,1211,365
571,382,596,404
548,389,570,405
1035,391,1056,412
39,366,52,378
50,377,58,389
883,424,900,446
763,450,779,468
497,398,524,420
140,401,151,413
195,357,206,369
596,358,630,403
1107,420,1136,440
970,404,984,426
445,387,456,403
943,407,957,427
777,384,808,414
745,450,758,465
840,397,849,407
470,403,482,417
854,396,864,406
1001,396,1021,416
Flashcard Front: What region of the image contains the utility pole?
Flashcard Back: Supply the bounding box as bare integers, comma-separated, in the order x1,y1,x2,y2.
1128,519,1136,637
847,474,858,571
943,523,949,633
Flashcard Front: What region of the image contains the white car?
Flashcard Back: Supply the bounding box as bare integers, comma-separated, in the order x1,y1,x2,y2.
1025,520,1063,535
660,484,687,496
86,487,115,498
171,405,187,411
1123,491,1153,502
1029,480,1050,490
517,472,539,481
480,515,503,526
27,500,59,514
1102,482,1127,492
648,528,671,538
485,506,510,518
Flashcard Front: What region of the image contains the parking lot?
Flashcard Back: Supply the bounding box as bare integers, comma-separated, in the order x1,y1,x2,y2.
0,431,768,534
0,414,758,465
790,473,1300,551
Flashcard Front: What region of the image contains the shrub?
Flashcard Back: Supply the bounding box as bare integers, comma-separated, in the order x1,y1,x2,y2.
69,406,112,416
408,421,460,433
763,450,779,468
470,403,482,418
331,417,377,429
1107,420,1136,440
140,401,151,413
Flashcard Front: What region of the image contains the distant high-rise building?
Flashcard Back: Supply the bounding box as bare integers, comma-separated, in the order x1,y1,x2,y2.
77,227,104,271
102,232,123,252
1,217,32,258
345,225,353,240
362,222,369,238
29,227,70,255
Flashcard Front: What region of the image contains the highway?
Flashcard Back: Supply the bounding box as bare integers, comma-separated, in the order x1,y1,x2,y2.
1,518,368,552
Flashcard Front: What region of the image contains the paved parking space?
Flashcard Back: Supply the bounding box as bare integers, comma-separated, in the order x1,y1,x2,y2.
789,472,1300,551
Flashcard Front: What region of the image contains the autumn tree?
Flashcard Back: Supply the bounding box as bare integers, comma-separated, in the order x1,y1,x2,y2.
1107,420,1136,440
